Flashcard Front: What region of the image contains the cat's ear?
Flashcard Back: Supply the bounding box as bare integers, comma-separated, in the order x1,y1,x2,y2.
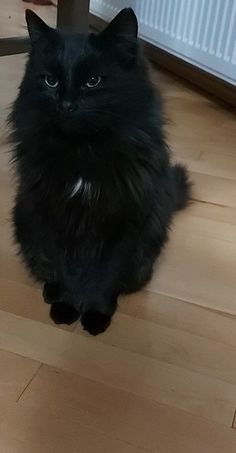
25,9,51,44
102,8,138,40
101,8,138,65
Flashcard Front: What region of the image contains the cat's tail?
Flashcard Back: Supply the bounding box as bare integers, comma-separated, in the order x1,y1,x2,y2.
172,163,192,211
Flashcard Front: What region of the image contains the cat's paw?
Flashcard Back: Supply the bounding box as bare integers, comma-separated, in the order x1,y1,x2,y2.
50,302,80,325
43,282,64,304
81,311,111,335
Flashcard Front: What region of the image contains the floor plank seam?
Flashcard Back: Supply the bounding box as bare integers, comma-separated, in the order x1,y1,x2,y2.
145,288,236,320
231,409,236,429
16,363,43,403
191,197,232,209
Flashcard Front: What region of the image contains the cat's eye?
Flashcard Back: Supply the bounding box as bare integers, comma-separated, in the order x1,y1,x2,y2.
45,75,59,88
86,76,101,88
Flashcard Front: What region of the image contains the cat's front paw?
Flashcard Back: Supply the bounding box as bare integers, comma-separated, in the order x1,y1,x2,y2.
81,310,111,335
50,302,80,325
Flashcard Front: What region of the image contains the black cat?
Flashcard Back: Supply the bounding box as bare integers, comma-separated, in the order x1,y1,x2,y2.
9,8,190,335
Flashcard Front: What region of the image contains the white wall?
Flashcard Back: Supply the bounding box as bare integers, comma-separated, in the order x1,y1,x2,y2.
90,0,236,85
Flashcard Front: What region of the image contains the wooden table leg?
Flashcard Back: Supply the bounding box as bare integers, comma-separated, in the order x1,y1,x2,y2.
57,0,90,33
0,37,30,57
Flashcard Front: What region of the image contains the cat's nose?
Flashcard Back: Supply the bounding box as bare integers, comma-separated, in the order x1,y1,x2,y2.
61,101,74,113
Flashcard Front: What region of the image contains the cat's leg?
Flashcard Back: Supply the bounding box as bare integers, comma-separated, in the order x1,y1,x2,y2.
81,293,118,335
44,273,115,332
17,239,80,324
20,243,80,325
81,310,112,335
43,281,64,304
61,252,152,333
78,250,149,334
58,221,167,334
43,282,80,325
80,231,167,334
50,303,80,325
13,201,80,325
77,254,127,334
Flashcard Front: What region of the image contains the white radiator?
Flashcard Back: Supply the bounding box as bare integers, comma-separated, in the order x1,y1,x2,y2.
90,0,236,85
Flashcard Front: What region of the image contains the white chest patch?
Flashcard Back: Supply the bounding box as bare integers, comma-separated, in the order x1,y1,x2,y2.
70,178,83,197
69,178,94,200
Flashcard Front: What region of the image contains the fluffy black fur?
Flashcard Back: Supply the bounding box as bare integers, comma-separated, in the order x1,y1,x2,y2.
9,8,190,334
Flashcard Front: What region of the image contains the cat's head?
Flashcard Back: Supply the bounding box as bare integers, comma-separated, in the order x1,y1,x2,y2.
20,8,149,136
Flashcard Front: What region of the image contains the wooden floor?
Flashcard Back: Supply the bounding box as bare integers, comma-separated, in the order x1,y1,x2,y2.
1,52,236,452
